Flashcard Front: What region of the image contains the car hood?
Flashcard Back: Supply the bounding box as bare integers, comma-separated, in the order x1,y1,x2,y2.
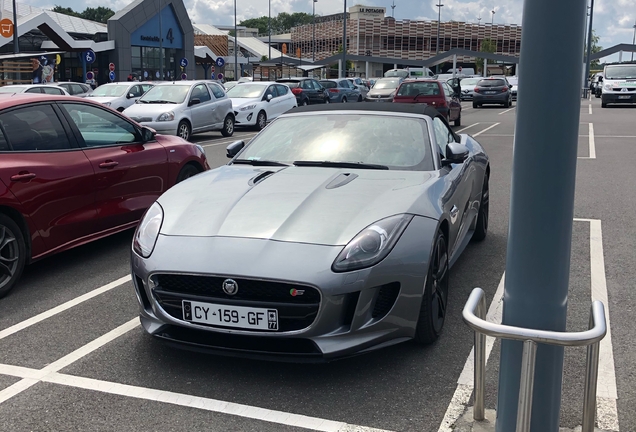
230,97,261,109
368,88,396,97
123,103,182,117
157,165,439,245
86,96,121,104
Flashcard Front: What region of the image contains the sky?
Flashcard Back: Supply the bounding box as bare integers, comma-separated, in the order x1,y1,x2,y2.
26,0,636,62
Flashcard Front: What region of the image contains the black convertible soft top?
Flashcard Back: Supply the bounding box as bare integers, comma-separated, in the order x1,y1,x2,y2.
288,102,443,119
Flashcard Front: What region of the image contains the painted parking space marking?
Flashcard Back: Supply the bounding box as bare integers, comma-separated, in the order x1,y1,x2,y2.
456,123,480,133
579,123,596,160
438,219,618,431
472,123,500,137
0,318,139,405
0,275,131,341
498,107,516,115
589,104,593,115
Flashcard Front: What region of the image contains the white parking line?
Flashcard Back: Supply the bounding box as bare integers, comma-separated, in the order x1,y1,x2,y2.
589,104,593,115
498,107,516,115
200,134,258,148
579,123,596,160
574,218,619,431
438,219,618,431
472,123,500,137
0,318,139,405
0,275,131,341
437,274,505,432
456,123,480,133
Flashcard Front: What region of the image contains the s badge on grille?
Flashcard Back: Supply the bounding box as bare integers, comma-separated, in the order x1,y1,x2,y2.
290,288,305,297
222,279,238,295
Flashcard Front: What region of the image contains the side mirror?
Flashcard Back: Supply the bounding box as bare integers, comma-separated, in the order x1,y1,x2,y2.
226,140,245,158
443,142,469,166
140,126,156,142
189,98,201,106
266,94,273,102
127,93,135,99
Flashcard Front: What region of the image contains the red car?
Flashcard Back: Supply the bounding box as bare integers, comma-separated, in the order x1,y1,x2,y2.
0,94,209,297
393,79,462,126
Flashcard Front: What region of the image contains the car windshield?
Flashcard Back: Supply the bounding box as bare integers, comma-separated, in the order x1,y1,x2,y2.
460,78,481,86
384,70,409,78
373,79,401,89
320,81,338,88
604,65,636,80
237,114,435,171
477,79,506,87
397,82,440,96
138,85,191,103
89,85,130,97
226,84,266,98
278,81,300,88
0,86,26,93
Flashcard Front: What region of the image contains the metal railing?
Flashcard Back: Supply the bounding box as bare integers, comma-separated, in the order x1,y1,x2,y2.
462,288,607,432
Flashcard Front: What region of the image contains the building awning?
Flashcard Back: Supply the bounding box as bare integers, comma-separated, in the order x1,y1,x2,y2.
194,46,218,62
0,51,64,60
315,49,520,67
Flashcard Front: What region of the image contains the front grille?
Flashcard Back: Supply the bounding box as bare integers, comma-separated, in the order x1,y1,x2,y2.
155,274,320,304
372,282,401,319
613,88,636,92
152,274,320,332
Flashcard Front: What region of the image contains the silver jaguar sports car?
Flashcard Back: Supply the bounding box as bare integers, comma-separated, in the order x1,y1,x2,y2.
131,103,490,361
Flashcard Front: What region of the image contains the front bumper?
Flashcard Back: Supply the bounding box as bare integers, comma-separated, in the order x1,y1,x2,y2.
473,92,509,104
602,92,636,104
131,216,437,361
365,95,394,102
233,109,257,126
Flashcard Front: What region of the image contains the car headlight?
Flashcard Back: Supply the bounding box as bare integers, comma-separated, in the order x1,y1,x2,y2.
102,102,111,107
332,214,413,272
195,144,205,154
133,202,163,258
157,111,175,121
239,104,256,111
603,84,611,91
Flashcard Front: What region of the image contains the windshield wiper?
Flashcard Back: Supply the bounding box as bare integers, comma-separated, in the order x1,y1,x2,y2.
147,100,177,104
293,161,389,170
232,159,290,166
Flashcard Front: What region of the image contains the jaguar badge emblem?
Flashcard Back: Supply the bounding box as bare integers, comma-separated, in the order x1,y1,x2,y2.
222,279,238,295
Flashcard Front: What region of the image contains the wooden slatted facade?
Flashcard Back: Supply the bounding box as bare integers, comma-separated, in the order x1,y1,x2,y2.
291,18,522,63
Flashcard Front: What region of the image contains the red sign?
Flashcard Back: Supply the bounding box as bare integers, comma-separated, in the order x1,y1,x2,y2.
109,63,115,72
0,18,14,38
211,66,215,73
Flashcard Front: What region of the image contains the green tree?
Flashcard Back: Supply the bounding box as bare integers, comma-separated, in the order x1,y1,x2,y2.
586,30,603,69
475,38,497,76
52,5,115,23
260,55,269,62
240,12,317,36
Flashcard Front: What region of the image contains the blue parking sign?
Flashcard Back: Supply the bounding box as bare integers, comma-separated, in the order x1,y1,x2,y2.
109,71,116,81
85,50,96,64
215,57,225,68
179,58,188,68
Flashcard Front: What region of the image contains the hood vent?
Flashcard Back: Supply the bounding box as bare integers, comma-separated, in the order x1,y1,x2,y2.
326,173,358,189
249,170,276,186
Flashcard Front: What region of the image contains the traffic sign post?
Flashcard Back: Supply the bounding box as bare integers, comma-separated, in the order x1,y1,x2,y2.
215,57,225,68
181,73,187,80
0,18,14,38
109,71,116,82
217,73,224,81
85,50,96,64
179,58,189,68
109,63,115,72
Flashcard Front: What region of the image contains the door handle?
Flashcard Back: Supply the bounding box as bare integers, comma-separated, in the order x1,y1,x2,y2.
450,205,459,224
99,161,119,169
10,172,36,182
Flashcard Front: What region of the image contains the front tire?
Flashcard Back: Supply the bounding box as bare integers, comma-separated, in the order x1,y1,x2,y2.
177,120,191,141
0,214,26,299
357,95,363,102
472,175,489,241
221,115,235,137
454,112,461,127
472,101,478,108
414,230,449,344
176,164,200,183
255,110,267,130
341,97,347,103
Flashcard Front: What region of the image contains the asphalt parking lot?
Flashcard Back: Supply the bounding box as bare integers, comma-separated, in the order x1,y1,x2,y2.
0,97,634,432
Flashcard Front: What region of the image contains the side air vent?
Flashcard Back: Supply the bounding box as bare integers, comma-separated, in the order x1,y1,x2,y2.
326,173,358,189
249,170,275,186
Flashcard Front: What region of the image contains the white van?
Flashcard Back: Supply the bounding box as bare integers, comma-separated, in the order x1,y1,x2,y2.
600,62,636,108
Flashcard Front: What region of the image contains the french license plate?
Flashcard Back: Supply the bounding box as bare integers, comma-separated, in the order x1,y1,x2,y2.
182,300,278,330
485,91,497,94
618,95,631,99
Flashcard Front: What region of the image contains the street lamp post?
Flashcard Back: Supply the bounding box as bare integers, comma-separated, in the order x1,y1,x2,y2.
436,1,443,74
341,0,347,78
268,0,271,60
313,0,317,62
12,0,18,53
491,9,495,25
234,0,238,80
584,0,594,91
631,20,636,62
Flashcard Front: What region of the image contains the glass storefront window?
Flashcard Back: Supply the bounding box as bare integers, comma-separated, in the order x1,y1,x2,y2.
131,46,177,81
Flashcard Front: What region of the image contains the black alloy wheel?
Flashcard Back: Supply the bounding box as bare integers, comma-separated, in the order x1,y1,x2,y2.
472,175,489,241
0,214,26,298
176,164,200,183
415,230,449,344
256,111,267,130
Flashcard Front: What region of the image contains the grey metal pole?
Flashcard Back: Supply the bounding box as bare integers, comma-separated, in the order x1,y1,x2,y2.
436,1,443,74
234,0,238,80
313,0,317,62
516,340,538,432
473,294,487,421
341,0,347,78
268,0,271,60
12,0,18,53
159,0,164,81
495,0,587,430
584,0,594,90
632,21,635,62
